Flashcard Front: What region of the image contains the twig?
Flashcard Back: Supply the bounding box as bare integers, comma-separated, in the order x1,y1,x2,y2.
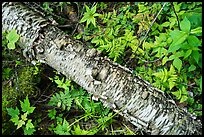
170,2,181,30
135,55,164,64
134,2,167,56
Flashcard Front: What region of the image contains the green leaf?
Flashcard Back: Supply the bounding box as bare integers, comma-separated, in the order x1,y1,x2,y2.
181,86,188,95
169,65,175,75
190,27,202,35
168,55,175,60
10,115,19,125
169,81,176,90
90,17,96,27
7,107,20,118
162,56,169,65
173,57,182,72
187,35,201,47
24,127,36,135
7,42,16,50
184,49,192,59
180,16,191,32
17,120,25,129
26,119,34,130
48,109,57,120
172,89,182,100
71,124,94,135
188,64,196,72
168,43,181,53
180,95,188,103
161,22,170,27
21,112,28,121
20,96,35,114
54,119,71,135
80,15,89,23
82,97,92,113
192,50,200,64
6,29,20,43
168,30,188,52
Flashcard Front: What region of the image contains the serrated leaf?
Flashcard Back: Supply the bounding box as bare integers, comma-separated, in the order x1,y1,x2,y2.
10,115,19,125
48,109,57,120
7,107,20,118
21,112,28,121
24,127,36,135
173,58,182,72
20,96,35,114
82,97,92,113
54,119,71,135
17,120,25,129
169,30,188,50
6,29,20,43
188,64,196,72
71,124,95,135
180,16,191,32
7,42,16,50
26,119,34,130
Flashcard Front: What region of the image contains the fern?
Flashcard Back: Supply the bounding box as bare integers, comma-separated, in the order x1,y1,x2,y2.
48,89,73,111
153,65,177,90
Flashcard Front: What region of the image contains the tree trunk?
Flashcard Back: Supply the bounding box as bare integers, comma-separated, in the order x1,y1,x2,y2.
2,2,202,135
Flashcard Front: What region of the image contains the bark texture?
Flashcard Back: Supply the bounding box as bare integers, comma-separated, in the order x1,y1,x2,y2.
2,2,202,135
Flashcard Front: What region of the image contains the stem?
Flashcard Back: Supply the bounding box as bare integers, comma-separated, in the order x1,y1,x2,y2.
133,2,167,56
142,2,167,42
170,2,181,30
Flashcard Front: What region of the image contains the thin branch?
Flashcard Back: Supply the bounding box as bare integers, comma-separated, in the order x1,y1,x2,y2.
133,2,167,56
142,2,167,42
170,2,181,30
135,55,164,64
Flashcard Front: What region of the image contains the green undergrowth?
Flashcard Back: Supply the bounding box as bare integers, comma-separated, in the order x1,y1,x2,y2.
76,2,202,118
2,2,202,135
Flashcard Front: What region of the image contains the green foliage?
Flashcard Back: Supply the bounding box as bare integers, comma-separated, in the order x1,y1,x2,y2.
153,65,177,91
80,4,101,27
6,29,20,50
54,119,71,135
71,124,95,135
7,96,36,135
171,86,188,103
46,73,120,135
78,2,202,118
2,2,202,135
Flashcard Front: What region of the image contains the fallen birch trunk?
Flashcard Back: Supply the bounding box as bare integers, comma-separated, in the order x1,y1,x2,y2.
2,2,202,135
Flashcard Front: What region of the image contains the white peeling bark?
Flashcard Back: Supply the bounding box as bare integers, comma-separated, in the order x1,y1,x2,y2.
2,2,202,135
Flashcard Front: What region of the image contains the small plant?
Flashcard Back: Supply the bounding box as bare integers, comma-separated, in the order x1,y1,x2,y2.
7,95,36,135
80,4,101,27
6,29,20,50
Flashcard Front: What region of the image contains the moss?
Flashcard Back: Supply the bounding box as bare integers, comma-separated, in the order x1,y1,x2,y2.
2,66,40,135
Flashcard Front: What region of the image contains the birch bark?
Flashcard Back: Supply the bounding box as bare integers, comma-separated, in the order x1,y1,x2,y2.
2,2,202,135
